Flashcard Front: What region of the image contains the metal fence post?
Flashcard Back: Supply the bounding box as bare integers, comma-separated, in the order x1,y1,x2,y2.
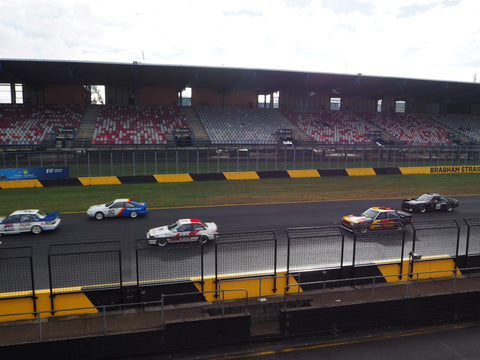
103,306,107,335
37,312,43,342
87,151,91,177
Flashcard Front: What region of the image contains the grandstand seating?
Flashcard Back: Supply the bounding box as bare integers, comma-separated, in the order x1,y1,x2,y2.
195,107,292,144
91,105,188,145
429,114,480,143
366,113,453,146
0,104,84,145
0,103,477,147
281,110,376,145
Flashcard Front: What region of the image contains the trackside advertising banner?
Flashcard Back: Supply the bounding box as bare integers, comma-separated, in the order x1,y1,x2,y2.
429,165,480,174
0,167,69,181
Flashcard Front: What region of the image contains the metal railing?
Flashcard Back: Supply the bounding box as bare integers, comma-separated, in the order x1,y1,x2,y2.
283,266,480,308
2,266,480,346
1,145,479,177
0,288,249,345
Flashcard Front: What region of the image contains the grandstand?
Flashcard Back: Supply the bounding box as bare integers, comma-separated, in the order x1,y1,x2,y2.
0,59,479,149
1,104,480,147
281,110,379,145
195,107,297,145
91,105,187,145
429,113,480,144
0,104,84,146
365,113,453,146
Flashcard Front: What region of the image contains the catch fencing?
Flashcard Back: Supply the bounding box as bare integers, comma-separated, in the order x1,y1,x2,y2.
410,219,461,259
136,240,204,288
1,145,479,177
465,217,480,263
0,247,35,303
286,226,344,271
48,242,122,311
2,218,480,314
215,231,277,279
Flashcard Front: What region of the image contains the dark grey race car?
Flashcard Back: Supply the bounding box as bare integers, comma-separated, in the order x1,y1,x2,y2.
401,193,459,213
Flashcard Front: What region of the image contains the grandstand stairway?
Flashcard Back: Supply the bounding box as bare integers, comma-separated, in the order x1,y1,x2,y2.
275,110,314,143
182,107,211,144
75,104,99,144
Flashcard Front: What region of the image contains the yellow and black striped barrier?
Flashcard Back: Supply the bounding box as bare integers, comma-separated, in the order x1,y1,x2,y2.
1,165,479,189
0,256,462,322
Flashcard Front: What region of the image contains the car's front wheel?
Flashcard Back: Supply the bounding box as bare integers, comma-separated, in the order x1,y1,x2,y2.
31,225,42,234
95,212,105,220
198,236,208,245
129,211,138,218
419,206,426,213
445,205,453,212
157,239,168,247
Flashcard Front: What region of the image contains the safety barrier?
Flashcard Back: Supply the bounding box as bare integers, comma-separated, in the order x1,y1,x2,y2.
1,218,479,320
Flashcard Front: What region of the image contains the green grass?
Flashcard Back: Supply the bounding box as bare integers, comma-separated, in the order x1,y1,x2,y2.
1,173,479,215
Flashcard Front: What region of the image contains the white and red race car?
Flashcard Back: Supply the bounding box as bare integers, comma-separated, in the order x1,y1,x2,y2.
146,218,218,246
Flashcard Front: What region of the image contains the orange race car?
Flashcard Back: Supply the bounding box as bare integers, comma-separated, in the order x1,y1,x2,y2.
341,206,413,234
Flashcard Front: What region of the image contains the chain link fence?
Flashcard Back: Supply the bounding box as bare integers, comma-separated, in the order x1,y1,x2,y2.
2,145,479,177
0,247,34,300
48,242,122,296
286,226,344,271
215,231,277,279
411,219,461,258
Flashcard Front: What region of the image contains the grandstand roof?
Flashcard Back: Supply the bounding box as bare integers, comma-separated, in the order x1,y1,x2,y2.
1,59,479,103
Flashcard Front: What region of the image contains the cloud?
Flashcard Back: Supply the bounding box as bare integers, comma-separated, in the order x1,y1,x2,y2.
0,0,478,82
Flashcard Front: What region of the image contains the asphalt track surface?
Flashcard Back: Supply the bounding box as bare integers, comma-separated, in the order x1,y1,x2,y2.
151,322,480,360
2,196,480,359
1,195,479,290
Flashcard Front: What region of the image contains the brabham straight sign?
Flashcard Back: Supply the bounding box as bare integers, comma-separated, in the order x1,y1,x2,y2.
429,165,480,174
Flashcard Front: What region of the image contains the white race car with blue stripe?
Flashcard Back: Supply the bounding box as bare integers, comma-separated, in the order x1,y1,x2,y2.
87,198,148,220
0,209,61,235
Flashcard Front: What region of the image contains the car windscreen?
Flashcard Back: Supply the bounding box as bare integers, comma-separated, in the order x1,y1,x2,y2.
417,194,433,201
36,210,47,218
168,222,178,230
361,209,379,219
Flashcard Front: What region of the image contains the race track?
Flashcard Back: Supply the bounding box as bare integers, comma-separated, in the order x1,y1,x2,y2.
1,195,479,290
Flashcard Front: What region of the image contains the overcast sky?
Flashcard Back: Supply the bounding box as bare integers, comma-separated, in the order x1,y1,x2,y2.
1,0,479,83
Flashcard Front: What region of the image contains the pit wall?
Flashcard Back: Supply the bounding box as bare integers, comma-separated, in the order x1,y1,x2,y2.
1,165,479,189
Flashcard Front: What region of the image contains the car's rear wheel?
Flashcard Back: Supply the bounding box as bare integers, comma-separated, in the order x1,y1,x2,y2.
130,211,138,218
31,225,42,234
95,212,105,220
419,206,426,213
445,205,453,212
198,236,208,245
157,239,168,247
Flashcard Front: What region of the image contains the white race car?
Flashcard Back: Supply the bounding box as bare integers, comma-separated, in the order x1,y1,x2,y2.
87,198,148,220
0,209,61,235
147,218,218,246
